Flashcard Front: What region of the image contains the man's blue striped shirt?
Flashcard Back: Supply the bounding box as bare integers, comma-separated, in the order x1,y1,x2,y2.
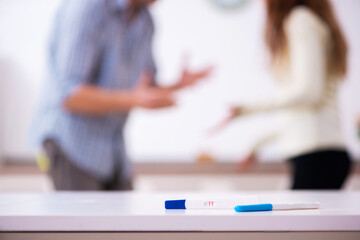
32,0,156,180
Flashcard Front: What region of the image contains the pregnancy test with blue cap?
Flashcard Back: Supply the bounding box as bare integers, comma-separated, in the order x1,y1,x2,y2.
165,196,260,209
234,202,320,212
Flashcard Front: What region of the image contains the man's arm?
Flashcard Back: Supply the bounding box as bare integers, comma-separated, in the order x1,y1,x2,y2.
63,85,135,115
63,65,212,115
63,73,175,115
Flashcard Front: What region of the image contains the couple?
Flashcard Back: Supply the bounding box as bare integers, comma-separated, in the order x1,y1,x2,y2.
34,0,351,191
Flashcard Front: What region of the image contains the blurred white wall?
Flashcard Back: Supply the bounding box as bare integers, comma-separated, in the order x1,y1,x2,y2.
0,0,359,163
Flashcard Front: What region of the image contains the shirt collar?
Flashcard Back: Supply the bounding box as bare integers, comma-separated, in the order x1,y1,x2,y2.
113,0,129,12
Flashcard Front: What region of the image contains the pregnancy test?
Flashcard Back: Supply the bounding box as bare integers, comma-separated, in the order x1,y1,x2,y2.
165,196,260,209
234,202,320,212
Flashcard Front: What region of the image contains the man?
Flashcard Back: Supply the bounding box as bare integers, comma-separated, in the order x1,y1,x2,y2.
33,0,212,190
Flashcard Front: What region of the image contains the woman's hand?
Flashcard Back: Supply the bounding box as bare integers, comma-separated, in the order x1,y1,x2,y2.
206,106,242,136
236,151,257,172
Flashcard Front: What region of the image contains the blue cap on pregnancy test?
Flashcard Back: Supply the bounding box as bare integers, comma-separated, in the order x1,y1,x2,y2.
234,203,273,212
165,199,186,209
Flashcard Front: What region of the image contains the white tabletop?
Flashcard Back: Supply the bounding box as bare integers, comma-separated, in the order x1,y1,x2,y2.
0,191,360,232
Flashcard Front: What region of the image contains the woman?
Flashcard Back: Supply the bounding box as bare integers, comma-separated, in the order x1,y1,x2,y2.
214,0,352,189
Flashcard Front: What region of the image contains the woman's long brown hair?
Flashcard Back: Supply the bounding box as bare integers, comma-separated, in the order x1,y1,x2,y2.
265,0,348,77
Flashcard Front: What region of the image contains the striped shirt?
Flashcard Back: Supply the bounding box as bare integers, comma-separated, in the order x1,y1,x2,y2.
31,0,156,181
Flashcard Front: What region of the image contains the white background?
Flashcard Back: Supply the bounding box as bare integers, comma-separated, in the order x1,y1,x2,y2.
0,0,359,163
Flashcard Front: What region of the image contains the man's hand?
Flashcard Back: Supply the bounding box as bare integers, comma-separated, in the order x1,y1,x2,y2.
175,65,214,90
132,72,175,109
172,56,214,91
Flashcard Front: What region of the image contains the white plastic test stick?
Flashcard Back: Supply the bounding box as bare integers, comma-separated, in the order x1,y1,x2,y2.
273,202,320,210
165,196,260,209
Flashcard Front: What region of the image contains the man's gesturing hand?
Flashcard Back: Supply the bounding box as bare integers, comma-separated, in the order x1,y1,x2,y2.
174,56,214,91
133,72,176,109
